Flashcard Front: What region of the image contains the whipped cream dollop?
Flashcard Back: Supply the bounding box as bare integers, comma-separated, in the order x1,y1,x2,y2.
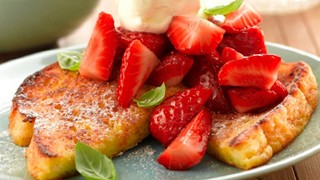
116,0,200,34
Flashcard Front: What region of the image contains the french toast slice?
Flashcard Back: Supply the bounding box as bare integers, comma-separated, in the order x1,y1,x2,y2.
207,61,318,170
8,62,182,179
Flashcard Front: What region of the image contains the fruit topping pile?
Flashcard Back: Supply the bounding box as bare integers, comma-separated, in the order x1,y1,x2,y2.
59,1,288,171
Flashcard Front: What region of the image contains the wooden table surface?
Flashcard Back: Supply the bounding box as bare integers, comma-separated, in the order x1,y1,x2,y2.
1,1,319,180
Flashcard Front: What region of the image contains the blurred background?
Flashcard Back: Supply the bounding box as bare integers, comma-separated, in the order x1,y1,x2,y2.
247,0,320,14
0,0,100,61
1,0,320,62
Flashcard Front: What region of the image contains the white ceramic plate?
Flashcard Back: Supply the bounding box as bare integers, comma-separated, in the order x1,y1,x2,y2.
0,43,319,180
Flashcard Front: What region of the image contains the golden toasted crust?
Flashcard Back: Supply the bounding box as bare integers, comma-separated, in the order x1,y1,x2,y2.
207,61,318,170
8,63,182,179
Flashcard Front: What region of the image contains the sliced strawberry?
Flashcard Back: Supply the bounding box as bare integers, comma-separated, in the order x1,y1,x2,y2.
108,48,126,81
227,87,280,113
184,51,233,113
218,26,267,56
157,109,212,170
218,54,282,89
117,40,160,108
271,80,288,100
227,80,287,113
205,85,233,114
166,16,225,55
116,27,171,58
222,3,262,33
148,51,194,87
220,47,244,63
79,12,118,81
150,86,213,147
184,52,222,88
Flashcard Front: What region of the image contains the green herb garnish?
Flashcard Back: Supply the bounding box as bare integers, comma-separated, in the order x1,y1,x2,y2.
57,51,83,71
198,0,243,18
75,142,117,180
134,83,166,108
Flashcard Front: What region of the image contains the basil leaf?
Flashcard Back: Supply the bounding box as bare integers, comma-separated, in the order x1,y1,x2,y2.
202,0,244,16
75,142,117,180
57,51,83,71
134,83,166,108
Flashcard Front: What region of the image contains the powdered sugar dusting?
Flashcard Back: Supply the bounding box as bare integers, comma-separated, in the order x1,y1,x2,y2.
0,130,27,179
13,63,152,159
115,142,176,180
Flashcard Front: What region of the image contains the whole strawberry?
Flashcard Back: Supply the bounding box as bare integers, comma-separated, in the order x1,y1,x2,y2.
150,85,213,147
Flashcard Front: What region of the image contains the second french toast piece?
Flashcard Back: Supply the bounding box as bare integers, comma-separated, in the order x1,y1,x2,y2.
207,61,318,170
8,62,182,179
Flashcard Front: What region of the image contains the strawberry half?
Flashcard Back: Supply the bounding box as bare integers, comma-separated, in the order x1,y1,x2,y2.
184,50,222,88
222,3,262,33
166,15,225,55
79,12,118,81
227,87,279,113
218,26,267,56
184,51,232,113
220,47,244,63
218,54,282,89
117,40,160,108
150,85,213,147
148,51,194,87
271,80,288,100
227,80,288,113
117,27,171,58
157,109,212,170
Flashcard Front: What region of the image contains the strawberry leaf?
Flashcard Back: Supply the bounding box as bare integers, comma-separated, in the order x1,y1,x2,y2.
134,83,166,108
202,0,244,16
57,51,83,71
